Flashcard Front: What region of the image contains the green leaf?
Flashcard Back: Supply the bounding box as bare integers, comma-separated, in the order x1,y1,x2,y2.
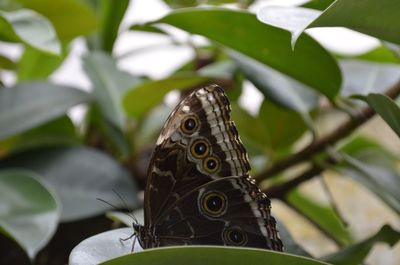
123,74,210,118
0,82,92,140
287,190,352,245
17,45,67,81
340,136,397,160
229,104,269,155
301,0,335,10
84,51,142,129
339,137,400,215
259,1,400,47
86,105,131,157
323,225,400,265
98,0,129,53
258,99,308,152
198,60,237,80
71,227,329,265
162,0,254,8
351,45,400,64
104,246,329,265
258,0,400,46
0,9,61,54
340,60,400,97
0,116,80,155
340,154,400,215
17,0,98,41
0,169,60,259
106,209,144,228
385,42,400,58
355,93,400,138
129,24,169,35
162,0,198,8
0,53,16,70
134,104,173,150
230,50,318,114
0,146,139,222
156,8,341,99
230,101,308,157
69,228,135,265
309,0,400,45
257,6,321,48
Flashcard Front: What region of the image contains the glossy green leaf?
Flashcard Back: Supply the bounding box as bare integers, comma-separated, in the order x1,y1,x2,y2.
156,8,341,99
355,93,400,138
0,9,60,54
0,146,139,222
257,6,321,48
123,75,210,118
98,0,129,53
341,154,400,214
104,246,329,265
231,101,307,157
301,0,335,10
309,0,400,45
17,45,67,81
70,227,323,265
258,0,400,45
287,191,352,245
230,50,318,115
0,82,91,140
17,0,98,41
259,1,400,47
258,99,308,152
340,60,400,97
0,54,16,70
84,51,142,129
323,225,400,265
0,169,60,259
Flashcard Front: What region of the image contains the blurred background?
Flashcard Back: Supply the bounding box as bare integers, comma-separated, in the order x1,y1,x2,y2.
0,0,399,264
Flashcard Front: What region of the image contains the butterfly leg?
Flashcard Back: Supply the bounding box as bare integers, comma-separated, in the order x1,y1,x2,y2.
119,233,136,252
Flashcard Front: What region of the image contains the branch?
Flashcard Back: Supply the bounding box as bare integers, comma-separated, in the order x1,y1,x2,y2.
264,158,336,199
256,80,400,181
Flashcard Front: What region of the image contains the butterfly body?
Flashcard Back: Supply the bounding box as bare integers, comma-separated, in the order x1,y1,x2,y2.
135,85,283,251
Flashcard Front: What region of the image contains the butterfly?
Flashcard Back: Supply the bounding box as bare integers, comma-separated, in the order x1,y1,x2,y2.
133,84,283,251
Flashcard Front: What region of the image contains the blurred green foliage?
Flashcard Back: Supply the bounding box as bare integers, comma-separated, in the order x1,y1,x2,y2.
0,0,399,264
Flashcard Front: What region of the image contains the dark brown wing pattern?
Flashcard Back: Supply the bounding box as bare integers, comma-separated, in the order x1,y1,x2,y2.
140,85,283,251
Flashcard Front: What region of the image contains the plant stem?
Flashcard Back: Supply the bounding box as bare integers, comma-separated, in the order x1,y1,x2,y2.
256,80,400,182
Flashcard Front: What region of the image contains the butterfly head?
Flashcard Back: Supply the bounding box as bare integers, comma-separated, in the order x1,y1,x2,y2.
132,222,145,249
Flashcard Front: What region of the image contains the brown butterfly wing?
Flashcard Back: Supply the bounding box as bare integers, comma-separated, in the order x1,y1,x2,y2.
154,176,283,250
142,85,282,251
144,85,250,225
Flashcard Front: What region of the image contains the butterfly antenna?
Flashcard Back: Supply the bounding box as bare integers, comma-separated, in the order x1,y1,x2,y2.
112,189,139,225
96,197,120,210
96,197,138,224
